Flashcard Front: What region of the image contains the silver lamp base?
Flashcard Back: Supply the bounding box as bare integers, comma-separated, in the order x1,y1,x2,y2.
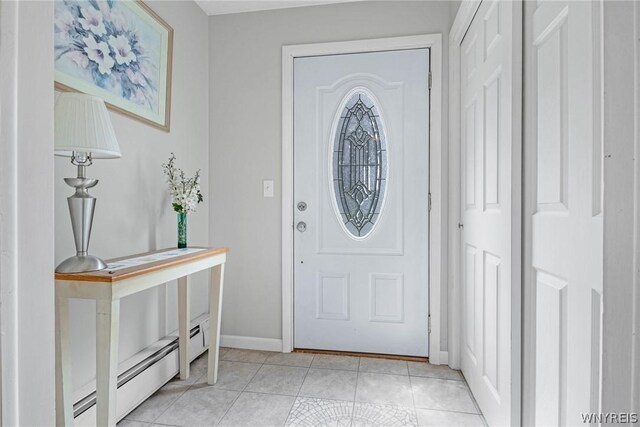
56,155,108,274
56,254,107,274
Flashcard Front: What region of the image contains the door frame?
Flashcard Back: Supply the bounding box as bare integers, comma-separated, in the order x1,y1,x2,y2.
281,34,444,362
600,0,639,414
449,0,523,422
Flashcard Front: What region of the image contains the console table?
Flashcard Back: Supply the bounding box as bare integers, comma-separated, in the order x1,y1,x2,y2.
55,247,228,427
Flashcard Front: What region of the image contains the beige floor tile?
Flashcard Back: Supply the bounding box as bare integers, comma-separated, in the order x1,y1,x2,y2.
359,358,409,376
416,408,485,426
194,360,261,391
218,392,296,427
355,373,413,407
127,352,486,427
352,402,417,427
299,368,357,401
125,383,187,423
154,386,239,426
264,352,314,367
245,364,308,396
411,377,479,414
285,397,353,426
408,362,463,381
310,354,360,371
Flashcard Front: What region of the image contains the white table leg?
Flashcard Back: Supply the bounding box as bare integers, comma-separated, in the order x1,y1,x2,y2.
56,295,74,427
178,275,191,379
96,299,120,427
208,263,225,385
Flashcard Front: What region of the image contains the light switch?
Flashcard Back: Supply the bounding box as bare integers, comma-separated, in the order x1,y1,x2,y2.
263,180,274,198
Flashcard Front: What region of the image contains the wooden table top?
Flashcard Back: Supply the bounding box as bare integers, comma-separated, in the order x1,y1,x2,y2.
55,247,229,283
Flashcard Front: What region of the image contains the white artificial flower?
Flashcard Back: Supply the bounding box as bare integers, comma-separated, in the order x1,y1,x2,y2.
78,7,107,36
163,154,203,214
83,36,114,75
108,35,136,65
55,9,75,32
65,51,89,69
96,1,112,20
126,68,147,87
110,7,129,32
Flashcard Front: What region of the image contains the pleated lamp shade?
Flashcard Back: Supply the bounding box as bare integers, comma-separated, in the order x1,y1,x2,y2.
54,93,121,159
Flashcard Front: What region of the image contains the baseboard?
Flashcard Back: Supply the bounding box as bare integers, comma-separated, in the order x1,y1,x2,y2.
220,334,283,352
74,314,210,426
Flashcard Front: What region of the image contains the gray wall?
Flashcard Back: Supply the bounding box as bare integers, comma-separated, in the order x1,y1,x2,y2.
449,0,461,21
209,1,453,347
54,0,210,390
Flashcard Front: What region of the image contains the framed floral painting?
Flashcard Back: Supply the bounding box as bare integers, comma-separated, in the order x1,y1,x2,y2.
54,0,173,131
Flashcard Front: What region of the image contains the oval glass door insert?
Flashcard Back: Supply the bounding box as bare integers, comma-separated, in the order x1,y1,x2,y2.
331,90,388,239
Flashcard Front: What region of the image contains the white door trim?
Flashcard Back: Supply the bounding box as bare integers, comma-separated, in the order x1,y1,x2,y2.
281,34,444,363
449,1,523,423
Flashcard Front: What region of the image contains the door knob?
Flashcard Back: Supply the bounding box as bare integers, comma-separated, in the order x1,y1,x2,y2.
296,221,307,232
297,201,307,211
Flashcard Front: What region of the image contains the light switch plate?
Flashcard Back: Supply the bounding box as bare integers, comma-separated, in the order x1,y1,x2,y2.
263,180,274,198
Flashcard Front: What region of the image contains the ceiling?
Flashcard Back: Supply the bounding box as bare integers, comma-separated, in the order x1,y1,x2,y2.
194,0,363,16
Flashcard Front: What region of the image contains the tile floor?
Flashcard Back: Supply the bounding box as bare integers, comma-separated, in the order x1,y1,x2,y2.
120,348,486,427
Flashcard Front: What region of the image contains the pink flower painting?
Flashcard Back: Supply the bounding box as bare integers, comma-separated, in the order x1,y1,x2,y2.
54,0,173,130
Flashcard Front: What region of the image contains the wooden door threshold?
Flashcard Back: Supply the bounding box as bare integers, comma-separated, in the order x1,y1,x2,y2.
294,348,429,363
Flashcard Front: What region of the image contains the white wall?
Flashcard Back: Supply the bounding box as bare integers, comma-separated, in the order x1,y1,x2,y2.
0,2,56,425
209,1,453,349
54,0,210,391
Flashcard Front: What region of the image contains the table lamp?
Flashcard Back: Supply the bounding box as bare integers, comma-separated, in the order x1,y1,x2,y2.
55,93,121,273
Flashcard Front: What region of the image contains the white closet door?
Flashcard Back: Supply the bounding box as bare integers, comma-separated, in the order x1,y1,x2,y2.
459,1,521,425
526,1,603,425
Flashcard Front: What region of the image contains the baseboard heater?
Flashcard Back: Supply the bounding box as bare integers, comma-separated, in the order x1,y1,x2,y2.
72,314,210,426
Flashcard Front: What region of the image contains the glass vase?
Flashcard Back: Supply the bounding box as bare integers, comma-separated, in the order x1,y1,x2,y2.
177,212,187,248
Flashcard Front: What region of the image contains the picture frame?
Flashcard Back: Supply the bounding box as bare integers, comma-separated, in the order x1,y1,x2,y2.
54,0,174,131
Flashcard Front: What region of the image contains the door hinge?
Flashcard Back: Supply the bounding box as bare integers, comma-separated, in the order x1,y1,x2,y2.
428,315,431,334
428,192,432,212
428,71,432,90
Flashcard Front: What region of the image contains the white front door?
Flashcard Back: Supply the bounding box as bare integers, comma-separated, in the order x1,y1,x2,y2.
526,1,603,425
459,1,521,425
293,49,430,356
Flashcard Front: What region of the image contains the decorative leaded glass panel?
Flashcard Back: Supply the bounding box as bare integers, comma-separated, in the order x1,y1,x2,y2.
331,90,388,238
